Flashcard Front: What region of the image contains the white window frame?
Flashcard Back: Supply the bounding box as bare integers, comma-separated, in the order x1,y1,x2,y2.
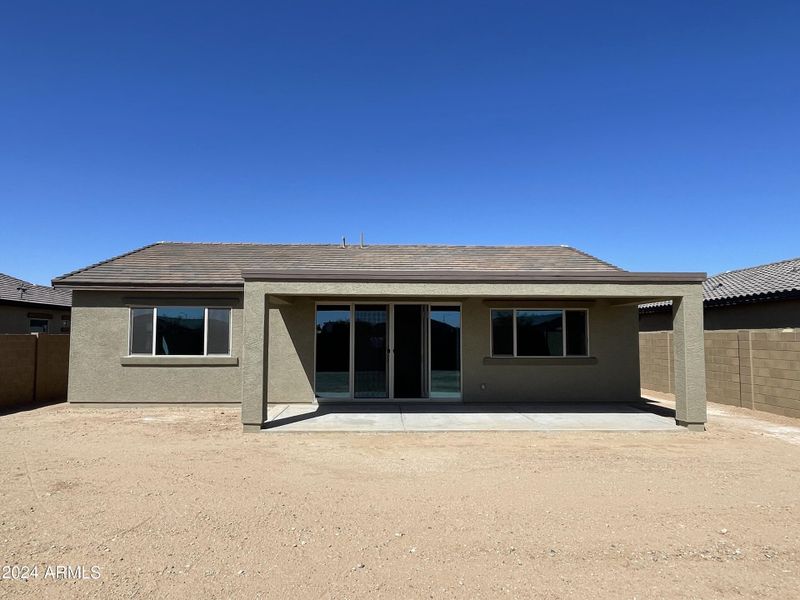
489,308,589,358
128,306,232,357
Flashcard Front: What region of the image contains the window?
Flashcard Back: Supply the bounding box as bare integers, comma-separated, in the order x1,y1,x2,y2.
29,319,49,333
490,309,588,357
129,307,231,356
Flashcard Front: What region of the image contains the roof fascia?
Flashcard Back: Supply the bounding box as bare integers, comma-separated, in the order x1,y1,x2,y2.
241,269,707,284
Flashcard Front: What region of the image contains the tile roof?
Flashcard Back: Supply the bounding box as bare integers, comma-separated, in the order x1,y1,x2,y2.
52,242,627,287
0,273,72,307
640,257,800,311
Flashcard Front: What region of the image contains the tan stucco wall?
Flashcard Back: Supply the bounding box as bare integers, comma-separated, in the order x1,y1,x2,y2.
67,290,243,404
267,298,315,403
462,299,641,402
66,279,702,424
264,296,641,404
0,304,71,334
238,279,705,428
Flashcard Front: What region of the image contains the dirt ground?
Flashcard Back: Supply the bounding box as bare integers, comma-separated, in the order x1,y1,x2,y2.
1,399,799,599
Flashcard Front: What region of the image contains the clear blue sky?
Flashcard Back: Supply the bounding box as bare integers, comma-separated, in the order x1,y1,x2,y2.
2,1,798,285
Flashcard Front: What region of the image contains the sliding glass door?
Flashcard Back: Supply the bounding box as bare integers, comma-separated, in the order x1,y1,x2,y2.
429,306,461,398
354,305,388,398
315,305,351,398
314,303,460,400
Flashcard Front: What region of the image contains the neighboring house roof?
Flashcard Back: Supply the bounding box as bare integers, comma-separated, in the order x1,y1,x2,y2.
640,257,800,312
0,273,72,307
52,242,705,287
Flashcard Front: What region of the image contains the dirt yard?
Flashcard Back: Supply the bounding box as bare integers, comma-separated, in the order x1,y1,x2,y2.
1,400,799,599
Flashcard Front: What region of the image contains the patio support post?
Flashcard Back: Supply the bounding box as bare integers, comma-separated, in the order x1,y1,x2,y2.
672,289,707,430
241,284,268,432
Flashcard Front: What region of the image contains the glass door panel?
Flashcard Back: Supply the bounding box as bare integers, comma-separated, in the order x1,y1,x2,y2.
430,306,461,398
354,305,388,398
315,305,351,398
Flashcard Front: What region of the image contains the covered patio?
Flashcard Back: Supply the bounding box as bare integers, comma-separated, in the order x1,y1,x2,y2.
240,267,707,432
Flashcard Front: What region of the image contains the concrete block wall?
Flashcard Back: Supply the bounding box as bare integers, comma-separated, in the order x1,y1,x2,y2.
639,331,674,394
0,335,37,409
747,330,800,419
704,331,742,408
0,334,70,410
35,334,70,403
640,329,800,418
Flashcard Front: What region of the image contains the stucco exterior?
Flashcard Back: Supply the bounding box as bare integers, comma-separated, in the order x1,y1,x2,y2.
67,290,243,404
240,279,706,430
62,275,705,431
263,296,640,405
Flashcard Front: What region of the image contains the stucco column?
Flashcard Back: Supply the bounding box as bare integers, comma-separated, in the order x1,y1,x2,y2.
241,283,268,432
672,290,707,430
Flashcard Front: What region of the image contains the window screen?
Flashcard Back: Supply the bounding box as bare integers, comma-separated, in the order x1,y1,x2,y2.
130,308,154,354
565,310,588,356
207,308,231,354
491,310,514,356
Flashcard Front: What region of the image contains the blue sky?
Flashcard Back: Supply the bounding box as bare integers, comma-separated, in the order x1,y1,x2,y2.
1,1,798,285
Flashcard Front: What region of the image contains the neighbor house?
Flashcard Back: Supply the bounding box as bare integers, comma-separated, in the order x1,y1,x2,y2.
0,273,72,334
639,257,800,418
52,242,708,431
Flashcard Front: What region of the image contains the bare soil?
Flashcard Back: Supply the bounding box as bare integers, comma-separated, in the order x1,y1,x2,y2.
1,400,799,599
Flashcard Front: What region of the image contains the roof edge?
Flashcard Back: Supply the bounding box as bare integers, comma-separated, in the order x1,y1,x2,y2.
0,298,72,309
51,242,164,285
639,288,800,312
51,282,244,292
241,269,707,284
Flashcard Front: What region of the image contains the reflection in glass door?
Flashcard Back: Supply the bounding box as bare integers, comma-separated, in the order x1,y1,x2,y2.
315,305,351,398
354,305,388,398
429,306,461,398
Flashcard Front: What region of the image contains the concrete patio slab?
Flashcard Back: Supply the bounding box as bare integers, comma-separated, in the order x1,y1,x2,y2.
267,404,405,431
263,403,680,432
400,405,541,431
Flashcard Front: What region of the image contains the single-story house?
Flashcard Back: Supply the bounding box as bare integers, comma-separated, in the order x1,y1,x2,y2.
0,273,72,334
639,257,800,418
640,257,800,331
52,242,708,431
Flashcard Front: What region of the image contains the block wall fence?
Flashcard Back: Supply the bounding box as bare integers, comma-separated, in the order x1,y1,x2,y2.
0,334,69,411
640,329,800,419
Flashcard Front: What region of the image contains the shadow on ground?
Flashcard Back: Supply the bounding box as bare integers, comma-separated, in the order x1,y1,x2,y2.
263,398,679,432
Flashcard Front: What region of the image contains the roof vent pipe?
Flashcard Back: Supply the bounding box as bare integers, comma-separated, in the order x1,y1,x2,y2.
359,232,365,249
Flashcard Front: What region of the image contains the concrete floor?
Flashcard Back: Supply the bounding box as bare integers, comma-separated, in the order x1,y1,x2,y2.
263,402,680,432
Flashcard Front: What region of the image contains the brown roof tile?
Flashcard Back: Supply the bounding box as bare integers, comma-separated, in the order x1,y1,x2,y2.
0,273,72,307
640,256,800,311
53,242,623,286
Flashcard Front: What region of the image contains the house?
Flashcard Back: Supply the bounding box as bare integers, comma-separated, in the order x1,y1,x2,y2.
52,242,708,431
639,257,800,418
0,273,72,334
640,257,800,332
